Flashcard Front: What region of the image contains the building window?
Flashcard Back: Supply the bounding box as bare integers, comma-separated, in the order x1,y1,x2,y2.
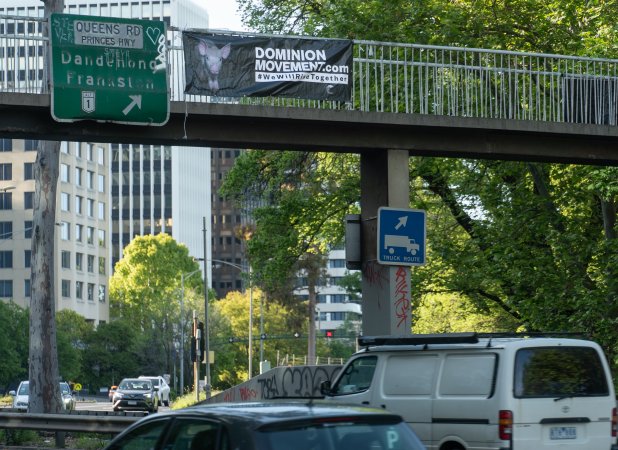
98,174,105,193
76,281,83,299
61,192,70,212
61,279,70,298
24,220,32,238
75,195,83,215
0,163,12,180
75,224,83,242
0,251,13,268
99,256,106,275
24,139,38,151
24,162,34,180
60,163,70,183
87,283,94,301
0,221,12,239
24,279,30,298
98,229,105,247
24,192,34,209
75,167,83,186
61,250,70,269
24,250,31,268
87,170,94,189
98,284,106,303
0,193,11,210
87,254,94,273
98,201,105,220
329,259,346,268
0,139,12,152
60,221,70,240
87,198,94,217
76,252,83,271
97,146,104,165
87,227,94,245
331,294,347,303
0,280,13,297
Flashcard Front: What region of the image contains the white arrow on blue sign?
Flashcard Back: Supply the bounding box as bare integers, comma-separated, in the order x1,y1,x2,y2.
377,207,426,266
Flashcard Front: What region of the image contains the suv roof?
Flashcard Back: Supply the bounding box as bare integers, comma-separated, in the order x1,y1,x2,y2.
356,332,593,352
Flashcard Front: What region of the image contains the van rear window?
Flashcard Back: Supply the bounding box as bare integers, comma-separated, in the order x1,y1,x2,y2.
514,347,609,398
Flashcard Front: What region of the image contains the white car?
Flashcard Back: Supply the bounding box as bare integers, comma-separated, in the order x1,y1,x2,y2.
9,380,75,411
138,375,170,406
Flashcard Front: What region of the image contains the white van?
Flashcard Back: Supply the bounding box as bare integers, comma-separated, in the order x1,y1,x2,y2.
321,333,617,450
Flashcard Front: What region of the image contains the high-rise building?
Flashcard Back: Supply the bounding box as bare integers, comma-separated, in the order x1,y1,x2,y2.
0,0,217,324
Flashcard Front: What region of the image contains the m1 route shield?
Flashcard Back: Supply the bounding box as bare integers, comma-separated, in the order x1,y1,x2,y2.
50,13,169,125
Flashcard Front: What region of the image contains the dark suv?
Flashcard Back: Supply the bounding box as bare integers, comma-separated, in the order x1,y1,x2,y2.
112,378,158,413
104,400,426,450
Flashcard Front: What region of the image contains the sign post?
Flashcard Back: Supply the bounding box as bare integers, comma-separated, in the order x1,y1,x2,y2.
50,13,169,125
377,207,426,266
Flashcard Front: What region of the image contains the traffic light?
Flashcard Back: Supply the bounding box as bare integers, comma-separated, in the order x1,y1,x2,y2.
325,330,334,338
190,336,197,362
197,322,205,362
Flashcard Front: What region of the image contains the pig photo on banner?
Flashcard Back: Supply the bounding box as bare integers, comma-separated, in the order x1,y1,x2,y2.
182,32,353,102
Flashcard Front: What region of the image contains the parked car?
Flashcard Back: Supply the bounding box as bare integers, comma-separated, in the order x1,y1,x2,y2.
112,378,158,413
9,381,75,411
104,400,425,450
138,375,170,406
108,385,118,402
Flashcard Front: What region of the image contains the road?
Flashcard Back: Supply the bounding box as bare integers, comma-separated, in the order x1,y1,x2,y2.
75,396,172,413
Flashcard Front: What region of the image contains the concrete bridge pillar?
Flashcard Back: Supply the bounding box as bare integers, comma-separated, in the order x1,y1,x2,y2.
360,150,412,336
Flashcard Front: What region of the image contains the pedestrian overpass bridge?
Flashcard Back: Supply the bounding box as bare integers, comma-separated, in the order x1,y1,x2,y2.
0,14,617,164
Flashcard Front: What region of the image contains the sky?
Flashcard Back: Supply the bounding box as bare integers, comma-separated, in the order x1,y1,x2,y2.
207,0,247,31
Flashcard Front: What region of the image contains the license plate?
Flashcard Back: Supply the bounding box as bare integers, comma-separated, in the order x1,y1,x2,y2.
550,426,577,440
127,400,137,406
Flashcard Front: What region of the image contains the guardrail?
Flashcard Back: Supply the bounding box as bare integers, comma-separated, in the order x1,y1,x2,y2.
0,409,144,435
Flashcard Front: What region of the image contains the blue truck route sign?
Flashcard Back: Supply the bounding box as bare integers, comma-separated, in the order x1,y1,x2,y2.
377,207,426,266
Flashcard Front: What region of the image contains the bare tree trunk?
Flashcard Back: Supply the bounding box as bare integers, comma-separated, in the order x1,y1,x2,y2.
28,0,64,414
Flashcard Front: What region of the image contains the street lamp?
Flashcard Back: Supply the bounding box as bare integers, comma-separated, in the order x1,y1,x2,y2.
180,268,201,395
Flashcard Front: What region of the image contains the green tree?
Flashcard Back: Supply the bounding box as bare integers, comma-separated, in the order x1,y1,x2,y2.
229,0,618,367
109,233,204,380
56,309,92,383
80,319,146,391
0,302,29,388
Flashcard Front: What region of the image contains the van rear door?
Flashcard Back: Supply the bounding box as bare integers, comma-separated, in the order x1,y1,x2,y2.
511,345,615,450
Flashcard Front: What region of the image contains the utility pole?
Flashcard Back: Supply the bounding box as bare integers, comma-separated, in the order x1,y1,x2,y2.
203,217,211,399
193,313,199,401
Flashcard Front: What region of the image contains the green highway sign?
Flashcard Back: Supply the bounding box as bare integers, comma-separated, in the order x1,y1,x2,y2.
50,13,169,126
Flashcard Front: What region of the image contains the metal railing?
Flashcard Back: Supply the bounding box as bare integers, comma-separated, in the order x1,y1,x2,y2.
1,15,618,125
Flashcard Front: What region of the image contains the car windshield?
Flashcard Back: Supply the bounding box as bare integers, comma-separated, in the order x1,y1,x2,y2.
18,383,29,395
120,380,151,390
60,383,71,395
257,420,424,450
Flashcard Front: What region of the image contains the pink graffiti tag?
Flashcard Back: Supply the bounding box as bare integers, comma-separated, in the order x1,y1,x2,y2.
239,386,257,401
394,266,410,328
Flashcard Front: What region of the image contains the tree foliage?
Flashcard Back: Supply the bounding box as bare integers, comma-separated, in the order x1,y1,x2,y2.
230,0,618,367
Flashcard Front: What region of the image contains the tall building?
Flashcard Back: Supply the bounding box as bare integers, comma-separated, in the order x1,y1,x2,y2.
294,248,362,334
0,0,218,324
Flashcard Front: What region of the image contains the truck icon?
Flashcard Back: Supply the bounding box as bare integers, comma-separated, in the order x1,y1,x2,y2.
384,235,420,255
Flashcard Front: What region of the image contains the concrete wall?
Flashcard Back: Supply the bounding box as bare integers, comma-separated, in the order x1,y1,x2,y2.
207,365,342,403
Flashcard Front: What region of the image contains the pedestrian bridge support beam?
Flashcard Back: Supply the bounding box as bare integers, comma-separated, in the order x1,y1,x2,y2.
360,150,412,336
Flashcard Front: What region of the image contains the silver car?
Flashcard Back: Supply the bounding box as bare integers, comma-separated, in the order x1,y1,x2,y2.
113,378,159,413
9,381,75,411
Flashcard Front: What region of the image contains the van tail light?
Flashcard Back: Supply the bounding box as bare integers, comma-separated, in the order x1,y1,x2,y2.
612,407,617,437
499,410,513,441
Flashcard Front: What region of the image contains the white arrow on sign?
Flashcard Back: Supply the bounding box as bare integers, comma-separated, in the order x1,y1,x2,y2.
122,95,142,116
395,216,408,230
